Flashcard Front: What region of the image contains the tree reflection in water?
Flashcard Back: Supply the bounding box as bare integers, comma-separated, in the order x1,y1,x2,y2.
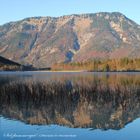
0,73,140,130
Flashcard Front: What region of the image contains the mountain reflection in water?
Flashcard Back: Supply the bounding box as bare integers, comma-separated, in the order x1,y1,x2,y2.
0,72,140,131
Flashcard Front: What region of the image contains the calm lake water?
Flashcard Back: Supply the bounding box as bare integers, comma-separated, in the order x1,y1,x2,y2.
0,72,140,140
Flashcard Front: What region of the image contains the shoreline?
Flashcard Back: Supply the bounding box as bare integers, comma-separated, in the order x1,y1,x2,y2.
0,70,140,73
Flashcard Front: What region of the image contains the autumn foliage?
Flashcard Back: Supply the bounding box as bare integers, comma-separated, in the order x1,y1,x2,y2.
52,58,140,71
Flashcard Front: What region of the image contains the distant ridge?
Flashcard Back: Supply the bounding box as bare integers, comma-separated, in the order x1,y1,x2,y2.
0,12,140,68
0,56,20,66
0,56,22,70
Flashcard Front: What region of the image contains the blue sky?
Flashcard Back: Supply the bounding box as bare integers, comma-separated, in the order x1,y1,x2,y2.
0,0,140,25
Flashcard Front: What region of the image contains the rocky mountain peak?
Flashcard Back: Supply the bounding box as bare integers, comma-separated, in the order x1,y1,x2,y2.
0,12,140,68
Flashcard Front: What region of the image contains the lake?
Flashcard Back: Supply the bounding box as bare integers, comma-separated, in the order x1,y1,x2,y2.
0,72,140,140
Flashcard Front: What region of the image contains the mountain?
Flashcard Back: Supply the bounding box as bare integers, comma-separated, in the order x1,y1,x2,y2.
0,56,35,71
0,56,22,70
0,12,140,68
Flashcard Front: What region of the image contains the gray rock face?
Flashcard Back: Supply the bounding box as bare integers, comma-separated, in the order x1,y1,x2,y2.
0,12,140,68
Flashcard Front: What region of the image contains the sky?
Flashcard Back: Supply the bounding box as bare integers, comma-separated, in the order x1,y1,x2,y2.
0,0,140,25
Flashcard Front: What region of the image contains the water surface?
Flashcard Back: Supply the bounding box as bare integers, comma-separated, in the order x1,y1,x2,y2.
0,72,140,140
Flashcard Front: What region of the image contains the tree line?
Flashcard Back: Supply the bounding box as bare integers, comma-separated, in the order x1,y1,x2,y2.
52,58,140,72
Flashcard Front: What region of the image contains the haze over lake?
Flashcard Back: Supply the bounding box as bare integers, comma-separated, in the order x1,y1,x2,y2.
0,72,140,140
